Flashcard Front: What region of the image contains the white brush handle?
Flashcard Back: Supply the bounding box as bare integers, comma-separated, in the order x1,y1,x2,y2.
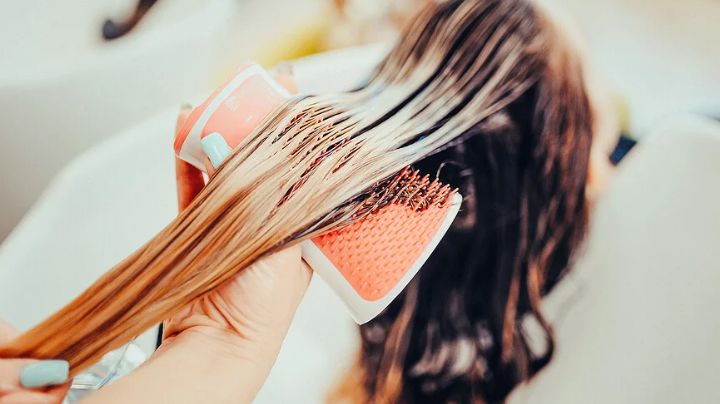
301,193,462,324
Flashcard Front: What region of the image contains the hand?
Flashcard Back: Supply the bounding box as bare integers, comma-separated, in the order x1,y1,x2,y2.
0,320,70,404
165,62,309,349
82,65,308,404
163,99,312,377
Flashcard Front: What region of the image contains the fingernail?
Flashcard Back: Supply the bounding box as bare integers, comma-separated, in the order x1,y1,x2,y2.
201,132,232,168
275,62,293,76
180,102,192,113
20,360,69,388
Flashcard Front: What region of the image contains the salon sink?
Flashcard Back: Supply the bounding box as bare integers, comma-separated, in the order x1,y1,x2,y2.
0,44,383,403
0,0,241,239
0,0,328,241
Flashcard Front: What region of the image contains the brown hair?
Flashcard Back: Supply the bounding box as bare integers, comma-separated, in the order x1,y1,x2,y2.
1,2,592,398
331,0,593,403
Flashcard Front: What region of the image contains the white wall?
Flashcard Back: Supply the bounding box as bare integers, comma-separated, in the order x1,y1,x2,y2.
0,0,326,240
544,0,720,133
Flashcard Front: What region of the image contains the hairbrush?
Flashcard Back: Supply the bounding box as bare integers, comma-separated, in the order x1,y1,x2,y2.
174,63,461,323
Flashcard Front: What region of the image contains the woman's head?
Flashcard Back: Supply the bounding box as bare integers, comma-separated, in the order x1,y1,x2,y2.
339,0,615,402
2,0,614,391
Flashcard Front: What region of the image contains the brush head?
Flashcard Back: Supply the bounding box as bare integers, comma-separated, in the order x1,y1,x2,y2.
304,168,461,323
174,64,462,324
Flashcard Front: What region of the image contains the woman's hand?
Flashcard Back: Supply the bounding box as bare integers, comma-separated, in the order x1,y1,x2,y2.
82,66,307,404
165,64,308,355
162,96,312,387
0,320,70,404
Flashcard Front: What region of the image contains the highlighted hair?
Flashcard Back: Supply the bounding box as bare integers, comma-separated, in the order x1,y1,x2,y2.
2,2,593,402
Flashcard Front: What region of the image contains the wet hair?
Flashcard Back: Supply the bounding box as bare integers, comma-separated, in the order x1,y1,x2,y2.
333,0,593,402
1,0,591,392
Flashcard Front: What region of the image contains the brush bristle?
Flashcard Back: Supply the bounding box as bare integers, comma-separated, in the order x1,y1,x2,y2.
312,168,458,300
355,167,456,218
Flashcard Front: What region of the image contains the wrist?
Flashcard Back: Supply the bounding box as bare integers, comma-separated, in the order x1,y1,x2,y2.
84,327,273,404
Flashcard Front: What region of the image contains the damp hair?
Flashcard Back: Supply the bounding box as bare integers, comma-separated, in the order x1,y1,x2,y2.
0,0,593,401
331,0,594,403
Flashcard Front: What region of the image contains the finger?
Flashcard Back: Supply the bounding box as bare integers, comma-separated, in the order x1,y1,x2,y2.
202,155,215,177
272,62,298,95
0,381,70,404
0,359,67,393
0,359,33,393
175,103,192,135
161,303,194,344
218,244,311,344
174,104,205,212
43,382,71,402
300,258,312,275
259,245,311,277
175,157,205,212
245,245,313,305
274,245,312,276
0,391,58,404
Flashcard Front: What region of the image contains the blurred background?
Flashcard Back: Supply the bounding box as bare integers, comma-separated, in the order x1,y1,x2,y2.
0,0,718,402
0,0,718,240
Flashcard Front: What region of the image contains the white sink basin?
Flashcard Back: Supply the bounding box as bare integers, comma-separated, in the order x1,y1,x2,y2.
0,0,330,240
0,0,240,239
0,45,384,402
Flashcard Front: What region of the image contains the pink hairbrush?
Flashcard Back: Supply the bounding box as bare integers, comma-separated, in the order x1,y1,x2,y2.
174,63,462,323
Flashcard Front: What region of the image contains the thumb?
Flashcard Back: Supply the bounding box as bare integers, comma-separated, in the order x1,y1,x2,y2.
219,245,312,344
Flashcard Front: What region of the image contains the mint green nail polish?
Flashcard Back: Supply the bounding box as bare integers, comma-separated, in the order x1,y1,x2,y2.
201,132,232,168
20,360,69,388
